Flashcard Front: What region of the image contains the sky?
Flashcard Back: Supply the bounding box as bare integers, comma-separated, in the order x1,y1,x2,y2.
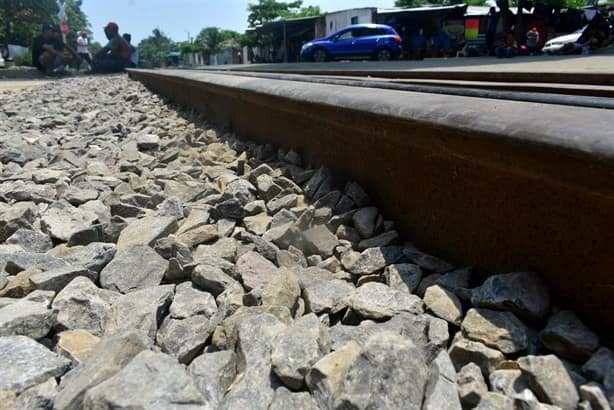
81,0,396,45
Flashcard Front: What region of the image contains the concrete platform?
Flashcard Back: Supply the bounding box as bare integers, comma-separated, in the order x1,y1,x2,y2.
129,68,614,339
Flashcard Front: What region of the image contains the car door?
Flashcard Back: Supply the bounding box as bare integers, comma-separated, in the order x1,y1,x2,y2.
351,28,380,56
328,29,356,58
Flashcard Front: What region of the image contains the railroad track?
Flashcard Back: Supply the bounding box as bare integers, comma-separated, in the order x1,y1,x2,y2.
128,67,614,340
199,69,614,108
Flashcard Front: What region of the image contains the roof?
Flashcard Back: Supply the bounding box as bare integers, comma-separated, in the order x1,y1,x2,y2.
377,4,468,14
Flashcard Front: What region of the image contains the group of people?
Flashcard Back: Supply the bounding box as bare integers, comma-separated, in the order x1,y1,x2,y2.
32,22,137,75
486,6,542,59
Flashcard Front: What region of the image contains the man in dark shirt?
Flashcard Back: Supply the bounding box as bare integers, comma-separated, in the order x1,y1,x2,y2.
32,24,68,73
92,22,134,73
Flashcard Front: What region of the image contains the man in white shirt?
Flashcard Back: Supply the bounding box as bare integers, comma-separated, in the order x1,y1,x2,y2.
76,30,92,71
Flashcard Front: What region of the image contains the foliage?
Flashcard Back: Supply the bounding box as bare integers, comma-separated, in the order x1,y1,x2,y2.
396,0,585,6
195,27,240,54
88,40,102,56
0,0,89,61
247,0,303,26
137,28,175,68
280,5,322,19
14,48,31,65
177,40,200,54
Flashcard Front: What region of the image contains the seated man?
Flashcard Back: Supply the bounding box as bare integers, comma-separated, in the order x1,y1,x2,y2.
495,31,517,58
92,22,134,73
32,24,71,74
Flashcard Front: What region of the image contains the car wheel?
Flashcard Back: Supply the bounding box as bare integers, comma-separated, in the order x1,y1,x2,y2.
312,48,328,62
376,48,392,61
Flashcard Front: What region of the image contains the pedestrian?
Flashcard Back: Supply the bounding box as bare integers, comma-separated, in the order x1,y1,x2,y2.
91,22,134,73
525,27,540,55
486,7,499,55
122,33,138,68
76,30,93,71
32,23,72,74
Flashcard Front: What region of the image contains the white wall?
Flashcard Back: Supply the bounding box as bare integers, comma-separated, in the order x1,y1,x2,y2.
324,8,375,36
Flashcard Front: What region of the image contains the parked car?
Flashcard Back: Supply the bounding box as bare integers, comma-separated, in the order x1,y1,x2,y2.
542,26,587,54
300,24,402,62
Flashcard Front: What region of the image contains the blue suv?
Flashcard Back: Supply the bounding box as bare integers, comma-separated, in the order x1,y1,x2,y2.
301,24,402,62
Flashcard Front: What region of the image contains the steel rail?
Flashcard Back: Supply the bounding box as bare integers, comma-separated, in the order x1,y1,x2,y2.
199,69,614,109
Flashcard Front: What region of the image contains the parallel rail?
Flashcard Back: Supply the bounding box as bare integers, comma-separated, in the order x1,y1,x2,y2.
128,68,614,341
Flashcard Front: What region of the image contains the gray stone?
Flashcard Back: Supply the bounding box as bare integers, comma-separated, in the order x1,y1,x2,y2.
518,354,580,410
270,208,298,229
176,207,210,235
256,174,282,201
302,225,338,258
306,341,362,409
423,350,462,410
193,237,237,262
475,392,515,410
170,281,217,319
262,268,301,312
490,369,537,402
0,336,69,394
435,266,472,292
54,331,151,410
52,277,119,336
175,224,218,248
225,179,257,205
61,242,116,273
457,362,489,408
0,201,38,241
83,350,207,409
580,382,611,410
276,246,308,268
462,308,529,354
0,299,55,339
136,133,160,150
29,266,97,292
15,377,58,410
269,387,318,410
116,215,178,251
303,166,328,199
540,310,599,363
402,245,454,273
244,200,267,216
100,245,168,293
449,337,505,377
0,251,67,275
54,329,100,366
219,313,286,410
156,315,213,364
40,200,98,242
188,350,237,409
471,272,550,321
235,251,280,291
271,314,331,390
336,224,361,244
6,229,53,253
384,263,422,293
346,246,403,275
424,284,463,325
352,206,379,239
267,194,298,214
345,181,370,207
357,230,398,251
348,282,423,320
239,231,280,262
334,333,429,410
243,212,272,236
192,264,237,297
582,348,614,383
303,278,354,315
104,285,175,340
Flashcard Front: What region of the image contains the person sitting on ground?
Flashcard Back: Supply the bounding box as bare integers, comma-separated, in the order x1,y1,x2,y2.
92,22,134,73
32,24,72,74
495,31,517,58
122,33,138,68
525,27,540,55
76,30,93,71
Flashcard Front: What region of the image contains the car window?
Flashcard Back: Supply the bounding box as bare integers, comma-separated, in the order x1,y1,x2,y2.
337,30,354,40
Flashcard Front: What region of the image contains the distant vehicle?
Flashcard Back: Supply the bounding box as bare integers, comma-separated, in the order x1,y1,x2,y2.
543,14,612,54
542,26,587,54
300,24,402,62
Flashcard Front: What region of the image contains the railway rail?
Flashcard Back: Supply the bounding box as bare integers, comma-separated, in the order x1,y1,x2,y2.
128,66,614,340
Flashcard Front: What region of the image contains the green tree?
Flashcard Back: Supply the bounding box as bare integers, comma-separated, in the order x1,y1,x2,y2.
62,0,90,50
137,28,175,68
195,27,239,54
0,0,56,46
280,5,322,18
247,0,303,26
